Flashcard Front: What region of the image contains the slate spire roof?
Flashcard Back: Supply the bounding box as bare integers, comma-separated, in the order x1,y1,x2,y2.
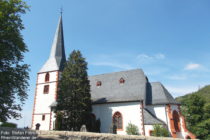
39,15,66,73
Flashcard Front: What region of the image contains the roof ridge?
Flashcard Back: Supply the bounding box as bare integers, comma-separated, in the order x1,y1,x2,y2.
89,68,143,77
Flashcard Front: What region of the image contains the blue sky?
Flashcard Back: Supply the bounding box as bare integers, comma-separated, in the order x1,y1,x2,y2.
10,0,210,127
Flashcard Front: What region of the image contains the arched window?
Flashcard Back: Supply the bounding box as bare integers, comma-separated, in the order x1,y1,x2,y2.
119,78,125,84
173,110,180,132
113,112,123,130
45,73,50,82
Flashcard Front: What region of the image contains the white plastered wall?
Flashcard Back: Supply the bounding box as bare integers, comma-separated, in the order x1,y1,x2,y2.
146,105,168,124
38,71,58,83
92,102,142,135
32,71,58,130
33,114,51,130
51,111,56,130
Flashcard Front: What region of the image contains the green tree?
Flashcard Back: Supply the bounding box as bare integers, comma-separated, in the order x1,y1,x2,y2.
151,125,170,137
0,0,29,122
56,50,92,131
126,122,139,135
194,119,210,140
178,94,210,139
54,112,63,130
184,95,205,128
203,103,210,120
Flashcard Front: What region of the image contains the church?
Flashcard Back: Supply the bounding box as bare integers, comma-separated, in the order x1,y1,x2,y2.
31,16,196,139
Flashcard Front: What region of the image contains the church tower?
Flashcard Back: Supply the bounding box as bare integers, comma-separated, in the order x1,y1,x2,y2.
31,15,66,130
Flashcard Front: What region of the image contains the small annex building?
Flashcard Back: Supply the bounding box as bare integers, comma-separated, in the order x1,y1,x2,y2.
31,16,196,139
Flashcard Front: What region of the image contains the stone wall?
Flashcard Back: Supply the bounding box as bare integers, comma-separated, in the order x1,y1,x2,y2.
37,131,193,140
0,127,196,140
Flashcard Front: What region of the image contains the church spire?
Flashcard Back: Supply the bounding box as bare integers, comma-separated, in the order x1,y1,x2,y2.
39,15,66,73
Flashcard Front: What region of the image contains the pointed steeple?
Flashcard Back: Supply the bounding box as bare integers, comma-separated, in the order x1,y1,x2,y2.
39,15,66,73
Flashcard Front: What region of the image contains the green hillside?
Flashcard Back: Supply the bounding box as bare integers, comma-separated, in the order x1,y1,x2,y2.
176,85,210,140
176,85,210,103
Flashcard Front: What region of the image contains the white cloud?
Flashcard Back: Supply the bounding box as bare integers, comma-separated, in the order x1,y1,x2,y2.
155,53,165,59
184,63,202,70
91,62,134,70
136,53,165,63
137,54,153,60
90,53,166,71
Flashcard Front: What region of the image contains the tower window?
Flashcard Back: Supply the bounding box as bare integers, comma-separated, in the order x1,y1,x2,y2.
113,111,123,130
43,85,49,94
119,78,125,84
96,81,102,86
42,115,45,121
45,73,50,82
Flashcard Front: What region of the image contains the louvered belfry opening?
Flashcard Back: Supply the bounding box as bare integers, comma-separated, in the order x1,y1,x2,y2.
45,73,50,82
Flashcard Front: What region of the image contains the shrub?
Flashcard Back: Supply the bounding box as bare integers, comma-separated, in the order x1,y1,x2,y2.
126,122,139,135
85,114,101,132
0,122,17,128
151,124,170,137
55,112,63,130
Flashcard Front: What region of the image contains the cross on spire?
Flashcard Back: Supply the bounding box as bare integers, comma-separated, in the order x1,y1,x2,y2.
60,7,63,15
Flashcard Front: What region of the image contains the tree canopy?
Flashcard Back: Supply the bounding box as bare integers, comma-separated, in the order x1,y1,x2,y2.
0,0,29,122
176,86,210,140
56,50,92,131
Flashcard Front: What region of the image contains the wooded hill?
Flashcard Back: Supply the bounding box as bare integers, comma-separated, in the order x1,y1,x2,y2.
176,85,210,103
175,85,210,140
